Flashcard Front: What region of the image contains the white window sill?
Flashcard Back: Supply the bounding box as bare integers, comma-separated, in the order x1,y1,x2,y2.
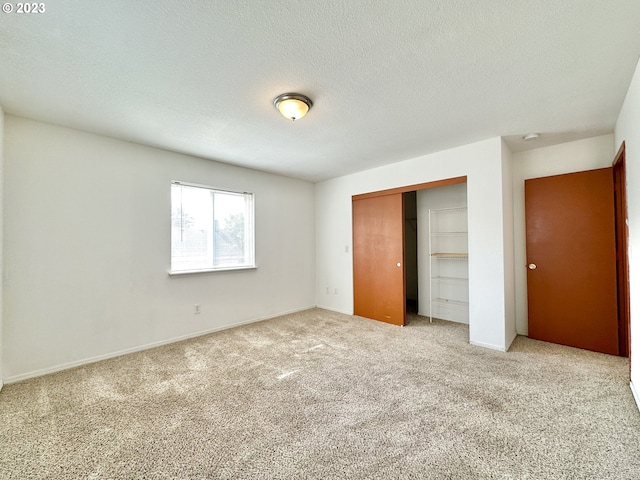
169,265,258,277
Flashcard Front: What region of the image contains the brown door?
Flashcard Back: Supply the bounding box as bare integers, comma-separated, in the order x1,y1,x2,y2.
525,168,618,355
353,193,406,326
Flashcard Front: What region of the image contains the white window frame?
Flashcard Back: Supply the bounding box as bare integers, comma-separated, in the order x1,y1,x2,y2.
170,181,256,275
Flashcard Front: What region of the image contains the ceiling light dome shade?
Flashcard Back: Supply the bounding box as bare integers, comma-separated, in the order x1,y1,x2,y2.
273,93,313,121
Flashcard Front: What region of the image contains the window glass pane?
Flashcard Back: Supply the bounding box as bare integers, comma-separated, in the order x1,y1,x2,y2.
171,183,254,272
171,184,214,271
214,192,248,267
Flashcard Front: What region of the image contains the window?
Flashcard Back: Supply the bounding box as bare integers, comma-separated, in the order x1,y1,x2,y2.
171,182,255,274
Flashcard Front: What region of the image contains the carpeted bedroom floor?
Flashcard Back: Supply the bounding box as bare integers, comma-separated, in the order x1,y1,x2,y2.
1,308,639,479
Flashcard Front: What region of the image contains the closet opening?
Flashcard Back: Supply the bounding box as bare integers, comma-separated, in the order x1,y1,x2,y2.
403,183,469,326
419,183,468,325
404,191,418,315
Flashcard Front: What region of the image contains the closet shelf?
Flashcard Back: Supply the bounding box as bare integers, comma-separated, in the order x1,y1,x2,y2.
428,205,469,323
431,276,469,284
431,206,467,213
431,232,468,237
431,298,469,307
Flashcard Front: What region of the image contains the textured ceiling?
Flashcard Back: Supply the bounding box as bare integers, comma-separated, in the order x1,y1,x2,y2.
1,1,640,182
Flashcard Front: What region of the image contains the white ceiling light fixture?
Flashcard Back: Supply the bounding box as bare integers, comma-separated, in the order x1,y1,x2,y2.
523,133,540,141
273,93,313,121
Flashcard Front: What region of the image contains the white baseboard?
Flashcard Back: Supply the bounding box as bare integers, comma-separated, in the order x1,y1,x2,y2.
631,381,640,413
469,339,508,352
4,305,316,385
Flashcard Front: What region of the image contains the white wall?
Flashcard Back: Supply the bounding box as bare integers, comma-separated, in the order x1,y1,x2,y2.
501,140,516,348
615,57,640,410
0,106,4,391
3,116,316,382
316,137,516,351
416,183,468,322
511,135,615,335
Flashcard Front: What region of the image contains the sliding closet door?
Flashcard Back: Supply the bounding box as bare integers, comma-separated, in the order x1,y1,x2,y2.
352,193,405,326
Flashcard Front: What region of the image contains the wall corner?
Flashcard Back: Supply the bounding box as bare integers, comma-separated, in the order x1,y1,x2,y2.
500,140,517,347
0,106,4,391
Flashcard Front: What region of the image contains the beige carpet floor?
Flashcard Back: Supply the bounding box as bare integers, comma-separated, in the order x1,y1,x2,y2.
1,308,639,479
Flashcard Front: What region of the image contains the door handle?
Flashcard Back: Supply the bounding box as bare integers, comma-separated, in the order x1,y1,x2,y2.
397,262,401,267
528,263,537,270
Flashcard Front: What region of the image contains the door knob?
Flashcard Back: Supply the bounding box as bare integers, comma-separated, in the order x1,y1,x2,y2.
528,263,537,270
397,263,401,267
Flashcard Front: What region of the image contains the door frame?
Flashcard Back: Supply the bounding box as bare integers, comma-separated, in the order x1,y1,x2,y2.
613,142,631,357
352,176,467,326
352,176,467,201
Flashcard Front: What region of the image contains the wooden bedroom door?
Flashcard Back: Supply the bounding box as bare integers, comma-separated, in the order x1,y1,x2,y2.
353,193,406,326
525,168,618,355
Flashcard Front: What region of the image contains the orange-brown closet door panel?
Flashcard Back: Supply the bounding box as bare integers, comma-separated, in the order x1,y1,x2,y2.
525,168,618,355
353,193,405,326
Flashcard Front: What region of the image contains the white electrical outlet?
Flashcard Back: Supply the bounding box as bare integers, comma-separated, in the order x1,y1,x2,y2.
194,304,201,314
